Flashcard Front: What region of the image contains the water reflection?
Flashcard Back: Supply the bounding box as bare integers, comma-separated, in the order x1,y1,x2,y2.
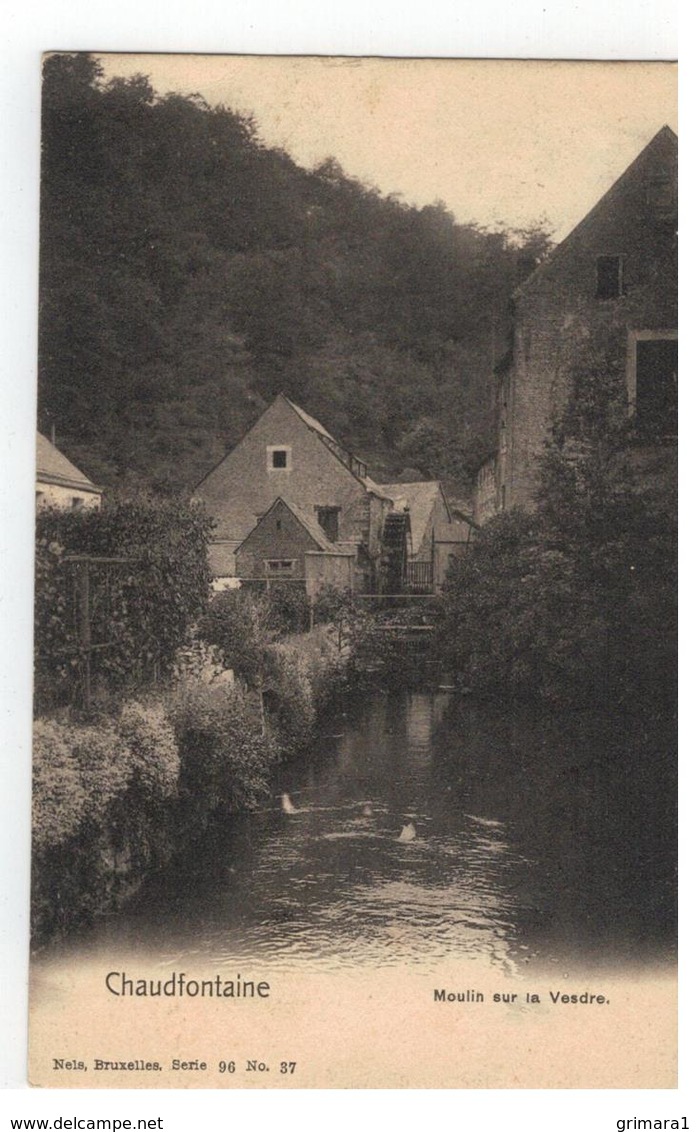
41,691,676,976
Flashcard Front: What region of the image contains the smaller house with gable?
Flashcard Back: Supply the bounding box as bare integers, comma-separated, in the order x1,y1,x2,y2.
234,497,357,595
36,432,102,511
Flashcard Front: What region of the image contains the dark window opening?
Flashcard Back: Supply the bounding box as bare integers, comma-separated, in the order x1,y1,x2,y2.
596,255,624,300
317,506,340,542
266,559,295,574
271,449,288,468
635,338,677,437
646,176,675,219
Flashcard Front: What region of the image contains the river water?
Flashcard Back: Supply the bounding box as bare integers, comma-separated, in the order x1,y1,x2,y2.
44,690,676,978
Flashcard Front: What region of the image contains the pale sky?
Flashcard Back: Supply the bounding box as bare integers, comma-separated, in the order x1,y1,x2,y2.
99,55,676,241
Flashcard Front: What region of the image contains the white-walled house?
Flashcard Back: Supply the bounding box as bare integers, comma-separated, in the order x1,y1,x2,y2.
36,432,102,511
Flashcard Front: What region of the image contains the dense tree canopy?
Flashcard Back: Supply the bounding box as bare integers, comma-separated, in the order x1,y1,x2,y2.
39,53,550,495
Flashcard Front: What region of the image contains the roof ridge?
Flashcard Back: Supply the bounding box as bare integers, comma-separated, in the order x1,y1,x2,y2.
281,498,340,552
236,495,337,555
515,125,677,299
283,395,338,444
36,431,102,493
281,394,385,494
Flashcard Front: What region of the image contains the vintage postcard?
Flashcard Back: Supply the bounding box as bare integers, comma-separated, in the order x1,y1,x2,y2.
29,55,677,1089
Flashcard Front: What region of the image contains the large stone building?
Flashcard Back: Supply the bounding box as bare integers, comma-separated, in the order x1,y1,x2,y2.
195,394,471,592
474,125,677,523
36,432,102,511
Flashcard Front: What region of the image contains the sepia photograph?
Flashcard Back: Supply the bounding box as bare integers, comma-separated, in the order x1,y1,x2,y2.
28,53,677,1089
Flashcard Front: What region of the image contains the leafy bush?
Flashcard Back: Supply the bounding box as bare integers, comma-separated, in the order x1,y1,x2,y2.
117,700,180,801
264,646,317,748
266,584,311,634
169,680,278,814
32,716,132,849
70,722,133,821
33,699,182,854
34,496,213,711
197,590,270,688
32,720,88,852
312,585,355,625
32,696,189,941
172,634,227,686
198,585,353,751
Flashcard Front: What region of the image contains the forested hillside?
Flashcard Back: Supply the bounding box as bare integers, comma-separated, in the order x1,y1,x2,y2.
39,53,551,497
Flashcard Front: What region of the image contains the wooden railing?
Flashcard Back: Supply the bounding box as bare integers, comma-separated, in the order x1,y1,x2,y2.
405,560,434,592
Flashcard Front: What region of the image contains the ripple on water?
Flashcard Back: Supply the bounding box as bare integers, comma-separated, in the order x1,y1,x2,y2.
34,691,676,977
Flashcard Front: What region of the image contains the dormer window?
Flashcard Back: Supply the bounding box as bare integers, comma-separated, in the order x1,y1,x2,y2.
267,445,291,471
596,255,625,300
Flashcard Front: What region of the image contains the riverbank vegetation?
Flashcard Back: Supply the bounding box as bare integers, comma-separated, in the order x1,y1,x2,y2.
32,701,181,940
32,521,358,941
437,350,676,713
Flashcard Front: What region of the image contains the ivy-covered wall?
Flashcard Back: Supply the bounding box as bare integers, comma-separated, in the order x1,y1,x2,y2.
34,497,213,712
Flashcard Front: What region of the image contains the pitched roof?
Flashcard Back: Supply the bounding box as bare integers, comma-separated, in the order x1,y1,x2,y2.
283,395,390,495
284,397,338,444
36,432,102,494
235,496,339,556
361,474,394,501
376,481,448,555
516,125,677,299
196,393,387,513
280,498,340,553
